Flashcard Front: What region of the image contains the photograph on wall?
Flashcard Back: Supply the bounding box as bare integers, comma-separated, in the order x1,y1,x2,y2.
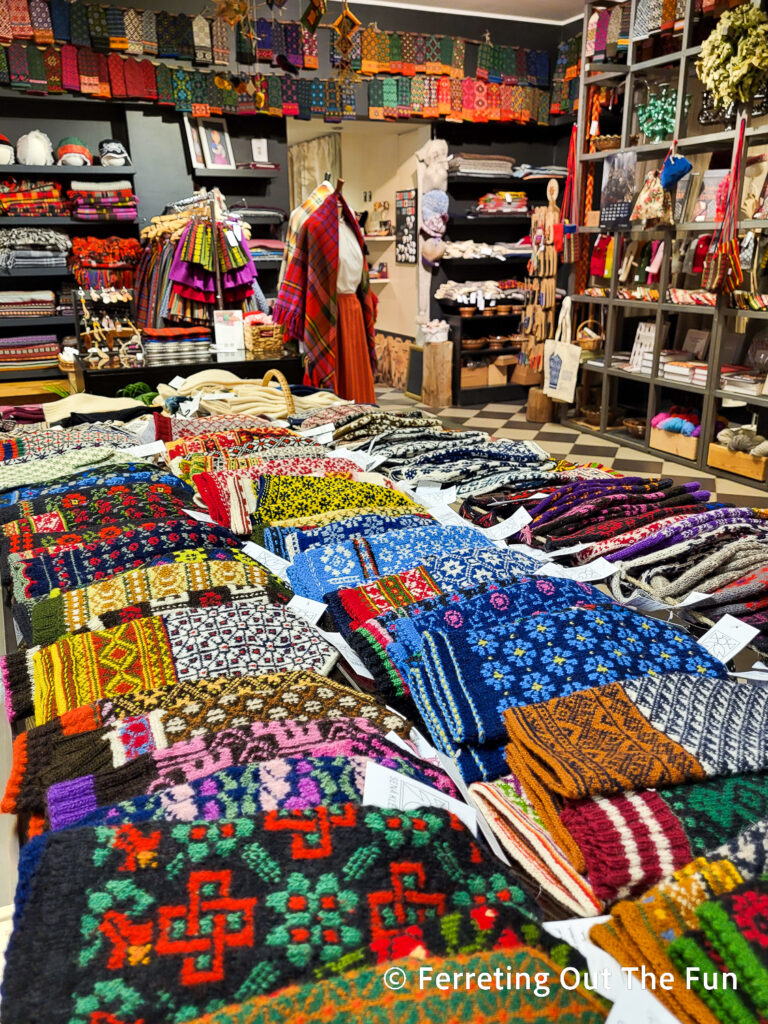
200,118,236,170
395,188,417,264
183,116,206,170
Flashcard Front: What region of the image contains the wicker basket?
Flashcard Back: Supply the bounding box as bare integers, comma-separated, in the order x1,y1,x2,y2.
259,367,296,416
594,135,621,151
575,318,605,351
244,321,285,358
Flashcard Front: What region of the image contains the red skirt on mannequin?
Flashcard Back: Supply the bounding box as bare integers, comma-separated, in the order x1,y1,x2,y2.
335,292,376,404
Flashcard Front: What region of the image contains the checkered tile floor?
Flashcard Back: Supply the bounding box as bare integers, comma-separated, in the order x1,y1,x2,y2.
375,386,768,508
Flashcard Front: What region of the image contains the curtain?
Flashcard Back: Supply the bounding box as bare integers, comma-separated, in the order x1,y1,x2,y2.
287,134,342,210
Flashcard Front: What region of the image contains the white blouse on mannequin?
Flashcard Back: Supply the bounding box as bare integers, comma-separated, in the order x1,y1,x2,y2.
337,218,364,295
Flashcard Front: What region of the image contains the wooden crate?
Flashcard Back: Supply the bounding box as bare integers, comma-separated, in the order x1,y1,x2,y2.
708,442,768,482
487,360,508,387
460,364,488,388
649,427,698,461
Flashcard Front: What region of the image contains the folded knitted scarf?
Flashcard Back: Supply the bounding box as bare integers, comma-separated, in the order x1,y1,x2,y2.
29,557,270,646
194,456,374,531
590,820,768,1024
0,480,192,530
172,445,330,484
469,773,602,918
44,718,439,829
414,601,721,748
1,807,544,1024
350,576,605,700
504,671,759,874
287,524,491,600
668,878,768,1024
326,546,545,636
5,672,411,824
153,411,272,441
0,446,141,493
561,771,768,907
182,948,607,1024
603,508,768,564
9,517,240,607
251,475,417,528
165,425,301,461
263,512,436,559
3,602,337,724
0,427,138,461
0,465,181,508
69,752,451,829
524,480,698,534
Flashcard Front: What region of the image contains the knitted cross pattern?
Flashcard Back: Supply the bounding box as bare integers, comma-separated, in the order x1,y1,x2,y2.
29,557,271,646
182,948,608,1024
164,426,302,461
152,412,272,441
3,601,337,724
44,718,440,829
0,427,138,461
0,480,192,530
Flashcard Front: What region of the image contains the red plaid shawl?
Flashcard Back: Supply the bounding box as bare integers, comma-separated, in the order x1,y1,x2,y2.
274,193,377,390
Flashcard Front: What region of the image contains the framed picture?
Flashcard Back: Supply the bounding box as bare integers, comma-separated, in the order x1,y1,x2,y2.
250,138,269,163
183,116,205,170
199,117,236,170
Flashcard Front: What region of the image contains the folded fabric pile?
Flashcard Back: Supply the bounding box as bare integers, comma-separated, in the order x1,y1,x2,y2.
0,179,69,217
69,235,143,288
0,227,71,271
0,334,60,372
68,178,138,221
141,326,212,366
0,289,56,316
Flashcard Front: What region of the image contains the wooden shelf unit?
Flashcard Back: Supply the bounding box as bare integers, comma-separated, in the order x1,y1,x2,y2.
569,0,768,488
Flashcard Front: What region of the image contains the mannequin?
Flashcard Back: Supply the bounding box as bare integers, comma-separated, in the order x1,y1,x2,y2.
275,179,377,403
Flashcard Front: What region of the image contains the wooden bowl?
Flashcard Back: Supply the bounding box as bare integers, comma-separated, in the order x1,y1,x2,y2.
462,338,487,350
459,306,476,318
623,416,647,438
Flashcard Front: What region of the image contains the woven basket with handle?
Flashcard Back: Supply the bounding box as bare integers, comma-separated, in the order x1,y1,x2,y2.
260,367,295,416
575,318,604,351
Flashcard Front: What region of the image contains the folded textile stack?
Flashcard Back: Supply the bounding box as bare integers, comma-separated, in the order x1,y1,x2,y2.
0,178,69,217
0,227,71,272
0,289,56,316
141,325,212,366
68,178,139,221
448,152,516,177
0,334,60,372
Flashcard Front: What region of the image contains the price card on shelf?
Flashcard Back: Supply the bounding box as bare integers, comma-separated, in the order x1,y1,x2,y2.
241,542,291,582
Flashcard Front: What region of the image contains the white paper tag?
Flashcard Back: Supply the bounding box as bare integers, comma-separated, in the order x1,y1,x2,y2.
482,506,532,541
286,595,327,625
477,291,485,312
300,423,335,443
241,541,291,582
432,750,510,863
366,453,390,472
363,761,477,835
415,484,458,507
184,509,215,524
698,614,760,663
178,393,202,419
625,590,672,615
126,439,166,458
315,628,374,679
606,990,684,1024
409,725,441,761
547,540,593,557
676,590,711,607
226,228,238,247
504,542,551,562
536,557,617,583
333,446,373,471
168,375,186,390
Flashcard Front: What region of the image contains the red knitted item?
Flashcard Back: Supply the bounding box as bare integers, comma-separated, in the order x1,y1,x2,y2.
559,790,693,904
